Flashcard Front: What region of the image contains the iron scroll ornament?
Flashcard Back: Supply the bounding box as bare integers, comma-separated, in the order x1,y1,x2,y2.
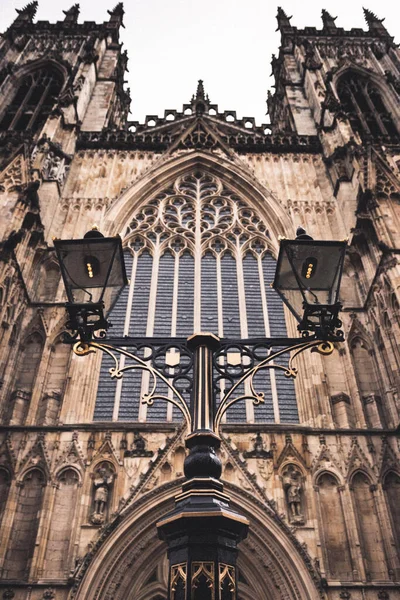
71,335,334,432
73,338,193,429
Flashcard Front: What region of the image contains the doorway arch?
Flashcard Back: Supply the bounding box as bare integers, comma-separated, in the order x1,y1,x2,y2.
72,480,322,600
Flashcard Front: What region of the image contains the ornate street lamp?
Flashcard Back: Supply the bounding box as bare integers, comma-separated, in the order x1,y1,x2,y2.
56,227,346,600
273,227,346,340
54,227,128,342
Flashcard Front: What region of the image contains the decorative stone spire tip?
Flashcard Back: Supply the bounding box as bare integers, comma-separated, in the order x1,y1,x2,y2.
16,1,38,19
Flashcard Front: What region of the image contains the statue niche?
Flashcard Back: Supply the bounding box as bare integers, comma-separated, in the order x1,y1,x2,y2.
282,465,305,525
90,462,115,525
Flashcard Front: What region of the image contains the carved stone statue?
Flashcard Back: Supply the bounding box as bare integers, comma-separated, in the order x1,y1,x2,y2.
90,463,115,524
282,465,304,524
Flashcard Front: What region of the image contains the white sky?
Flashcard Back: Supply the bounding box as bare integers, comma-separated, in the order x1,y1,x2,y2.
1,0,400,126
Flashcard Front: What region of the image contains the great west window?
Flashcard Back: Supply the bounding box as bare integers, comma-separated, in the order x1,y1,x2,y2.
94,170,298,424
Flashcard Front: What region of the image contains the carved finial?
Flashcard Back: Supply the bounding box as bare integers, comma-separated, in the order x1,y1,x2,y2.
63,4,80,23
295,226,313,240
363,7,387,34
196,79,205,100
276,7,292,30
15,1,38,22
321,9,337,29
108,2,124,22
190,80,210,115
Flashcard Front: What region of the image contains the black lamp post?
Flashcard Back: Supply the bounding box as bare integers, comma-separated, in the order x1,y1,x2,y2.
55,227,347,600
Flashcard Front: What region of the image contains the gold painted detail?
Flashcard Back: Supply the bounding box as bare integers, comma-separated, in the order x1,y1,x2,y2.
73,341,192,429
73,342,96,356
171,563,187,599
219,564,236,593
192,562,215,600
214,338,336,433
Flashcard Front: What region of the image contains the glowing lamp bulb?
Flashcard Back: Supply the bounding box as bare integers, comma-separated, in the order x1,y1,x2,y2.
301,257,318,280
84,255,100,279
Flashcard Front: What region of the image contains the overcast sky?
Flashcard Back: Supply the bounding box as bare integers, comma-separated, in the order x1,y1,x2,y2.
1,0,399,126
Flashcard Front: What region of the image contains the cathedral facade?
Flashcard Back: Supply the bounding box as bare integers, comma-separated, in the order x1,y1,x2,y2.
0,3,399,599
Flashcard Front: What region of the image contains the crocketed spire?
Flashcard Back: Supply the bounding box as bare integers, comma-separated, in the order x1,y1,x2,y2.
321,9,337,30
15,1,38,23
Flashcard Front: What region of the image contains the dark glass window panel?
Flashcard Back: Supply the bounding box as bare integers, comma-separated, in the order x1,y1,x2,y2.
118,347,145,421
263,253,287,337
176,252,194,337
0,68,63,133
201,252,218,332
154,252,174,336
337,72,398,139
243,253,265,336
129,251,153,336
221,253,240,337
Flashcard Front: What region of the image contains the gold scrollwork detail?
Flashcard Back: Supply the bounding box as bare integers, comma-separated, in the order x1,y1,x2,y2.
192,562,215,600
72,341,191,429
171,563,187,599
219,563,236,593
214,338,335,433
315,341,335,355
73,342,96,356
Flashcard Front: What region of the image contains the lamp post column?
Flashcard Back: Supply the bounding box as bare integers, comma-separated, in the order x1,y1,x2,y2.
157,333,249,600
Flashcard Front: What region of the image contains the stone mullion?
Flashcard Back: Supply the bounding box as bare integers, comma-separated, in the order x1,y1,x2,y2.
363,86,388,136
216,254,226,423
32,481,58,579
216,254,224,338
346,84,371,134
194,182,202,332
138,244,160,422
28,77,53,131
236,243,253,423
167,251,180,422
9,75,36,130
113,252,137,421
258,254,280,423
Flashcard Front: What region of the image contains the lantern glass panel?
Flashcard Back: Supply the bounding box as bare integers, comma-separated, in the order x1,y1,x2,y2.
54,237,127,309
273,240,346,322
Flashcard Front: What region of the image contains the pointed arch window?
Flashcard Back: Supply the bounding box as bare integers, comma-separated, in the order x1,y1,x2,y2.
351,471,387,580
383,471,400,552
316,472,352,580
94,170,298,425
4,469,45,580
44,468,80,578
0,67,63,134
337,72,398,139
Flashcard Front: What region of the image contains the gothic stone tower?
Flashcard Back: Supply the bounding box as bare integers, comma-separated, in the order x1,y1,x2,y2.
0,4,399,600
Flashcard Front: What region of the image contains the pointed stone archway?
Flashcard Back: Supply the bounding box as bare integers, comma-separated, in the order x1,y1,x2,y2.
71,481,322,600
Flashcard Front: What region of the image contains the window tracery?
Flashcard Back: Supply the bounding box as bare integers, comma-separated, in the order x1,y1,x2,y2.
95,170,298,425
337,72,398,139
0,67,63,134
